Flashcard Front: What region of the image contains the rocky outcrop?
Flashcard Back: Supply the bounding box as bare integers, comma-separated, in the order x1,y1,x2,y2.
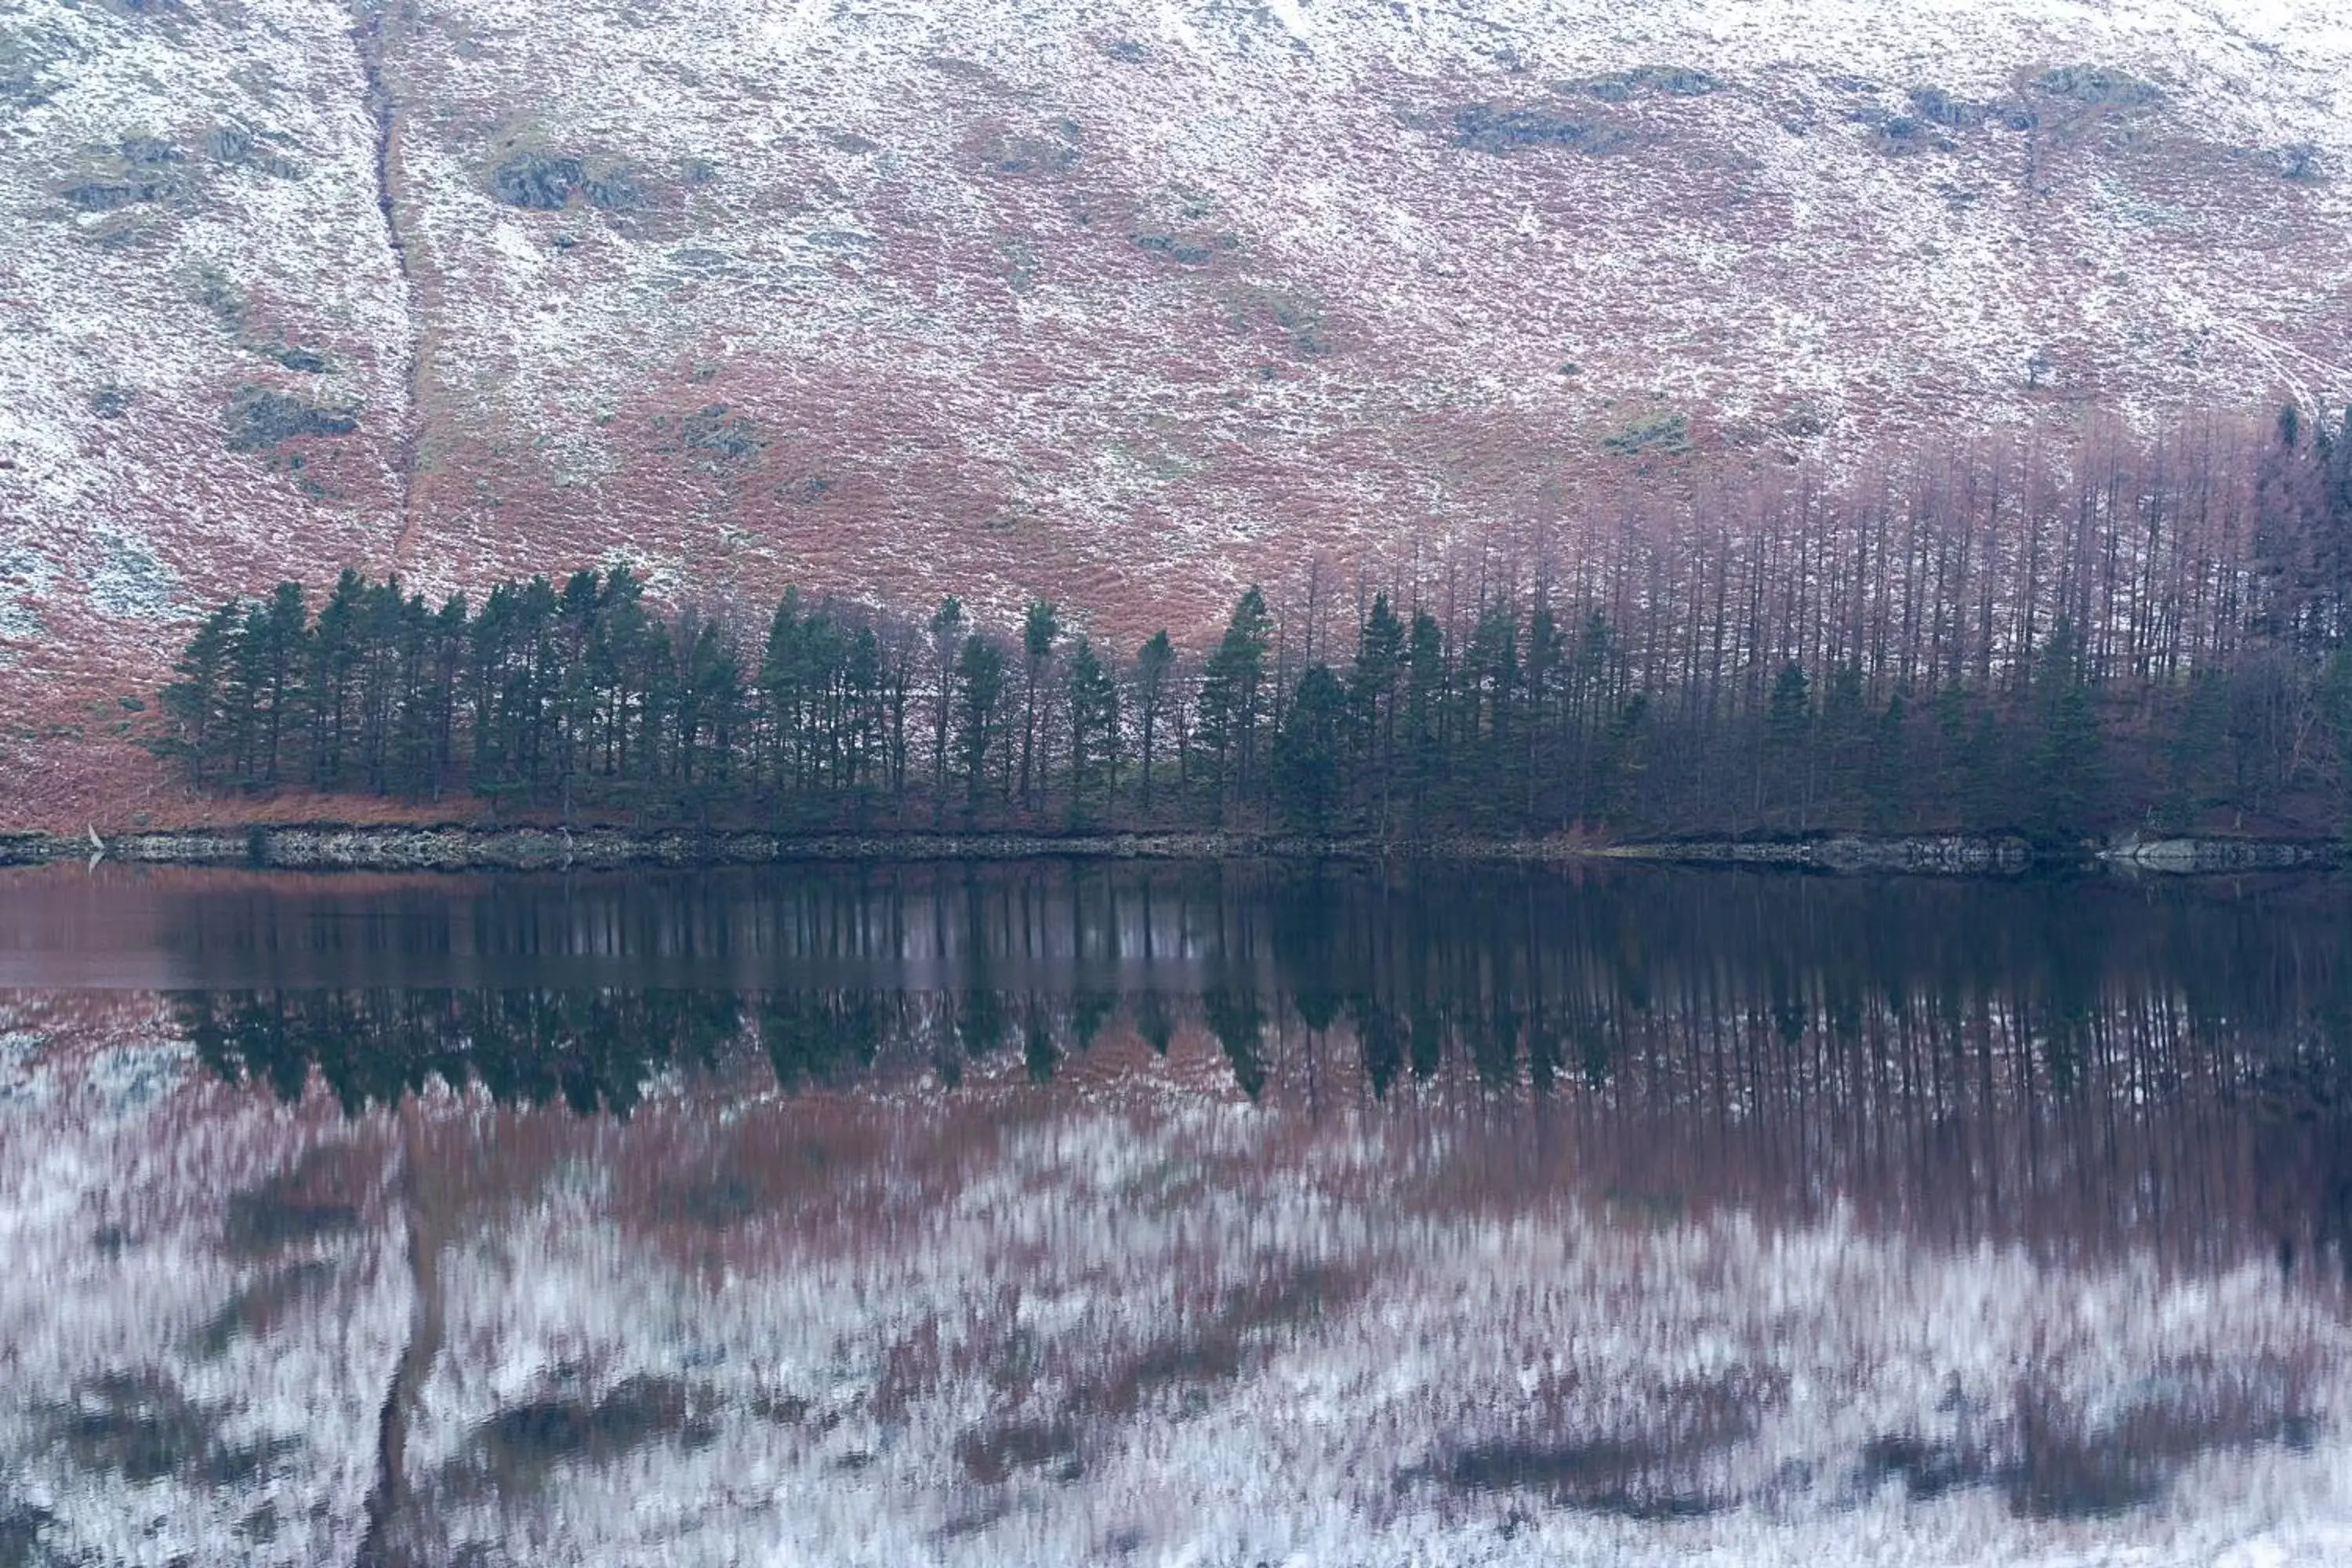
1620,837,2039,875
2096,836,2338,873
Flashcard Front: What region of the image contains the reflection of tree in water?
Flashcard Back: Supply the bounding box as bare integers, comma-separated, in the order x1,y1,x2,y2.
1133,989,1175,1056
169,874,2352,1139
177,989,742,1117
169,866,2352,1264
759,991,879,1092
1200,989,1266,1101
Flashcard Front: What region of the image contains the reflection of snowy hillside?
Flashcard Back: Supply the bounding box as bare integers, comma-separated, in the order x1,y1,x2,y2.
0,996,404,1564
3,993,2350,1564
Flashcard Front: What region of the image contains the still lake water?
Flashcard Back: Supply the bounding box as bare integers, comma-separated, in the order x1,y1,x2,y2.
2,861,2350,1566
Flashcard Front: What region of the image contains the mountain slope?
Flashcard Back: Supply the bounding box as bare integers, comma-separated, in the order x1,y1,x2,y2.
3,0,2350,824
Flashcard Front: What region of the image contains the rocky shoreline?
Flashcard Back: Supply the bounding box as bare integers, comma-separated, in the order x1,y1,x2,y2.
1628,833,2338,874
0,824,2336,876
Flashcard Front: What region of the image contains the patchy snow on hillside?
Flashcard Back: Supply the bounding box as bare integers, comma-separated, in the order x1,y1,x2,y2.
5,0,2352,820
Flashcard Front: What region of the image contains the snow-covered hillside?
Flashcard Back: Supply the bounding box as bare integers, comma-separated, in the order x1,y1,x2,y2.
5,0,2352,822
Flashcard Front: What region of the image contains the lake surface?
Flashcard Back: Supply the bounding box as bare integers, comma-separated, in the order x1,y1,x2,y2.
2,862,2349,1566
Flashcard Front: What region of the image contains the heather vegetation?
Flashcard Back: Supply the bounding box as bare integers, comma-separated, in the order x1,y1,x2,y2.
159,408,2352,842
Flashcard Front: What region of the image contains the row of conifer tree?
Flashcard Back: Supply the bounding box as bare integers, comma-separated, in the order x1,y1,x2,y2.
160,405,2352,839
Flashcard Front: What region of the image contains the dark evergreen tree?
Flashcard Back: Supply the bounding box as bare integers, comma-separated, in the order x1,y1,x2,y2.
161,604,239,784
1018,597,1060,811
1065,636,1120,815
1134,630,1174,815
1272,663,1346,830
1347,593,1406,833
306,568,368,790
1865,692,1910,830
927,597,964,820
955,633,1007,809
1762,660,1811,825
1193,587,1272,818
2029,618,2104,838
1402,608,1446,827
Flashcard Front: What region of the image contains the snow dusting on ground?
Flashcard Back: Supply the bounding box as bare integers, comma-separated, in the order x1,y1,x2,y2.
5,1,2352,823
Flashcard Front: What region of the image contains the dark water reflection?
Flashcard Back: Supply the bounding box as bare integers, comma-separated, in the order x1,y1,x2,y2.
4,863,2352,1565
143,863,2352,1266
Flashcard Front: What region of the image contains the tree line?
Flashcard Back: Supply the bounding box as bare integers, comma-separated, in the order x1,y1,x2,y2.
161,405,2352,840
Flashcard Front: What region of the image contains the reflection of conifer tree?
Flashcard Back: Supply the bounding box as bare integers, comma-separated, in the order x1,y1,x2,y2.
760,991,879,1091
178,986,744,1119
1350,996,1404,1101
1069,989,1117,1053
1202,988,1268,1100
1272,870,1345,1033
1133,990,1176,1056
959,988,1011,1059
1409,1007,1445,1083
1526,1008,1563,1096
1023,1007,1060,1083
1471,1002,1520,1088
248,995,311,1105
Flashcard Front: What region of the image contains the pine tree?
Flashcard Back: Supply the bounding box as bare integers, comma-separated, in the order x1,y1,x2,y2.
1565,612,1616,822
2321,647,2352,840
927,597,964,818
677,618,743,800
1018,598,1059,811
255,583,310,785
1461,604,1521,824
1194,587,1273,818
2159,668,2229,833
1134,630,1174,815
1272,664,1347,829
162,603,241,783
1762,660,1810,826
1403,608,1446,827
2029,618,2104,838
307,568,368,790
1592,693,1648,821
1819,660,1867,816
1522,601,1564,825
1346,593,1406,833
1865,693,1909,830
761,588,815,801
1065,636,1120,814
955,633,1006,809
